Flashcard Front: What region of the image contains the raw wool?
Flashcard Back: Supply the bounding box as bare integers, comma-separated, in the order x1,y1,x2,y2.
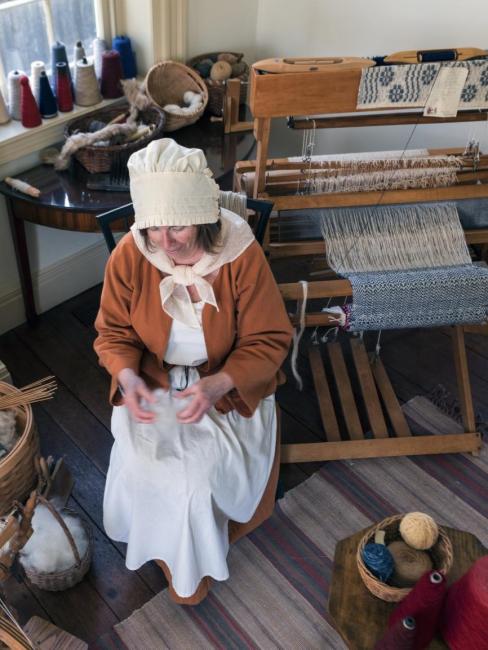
0,409,17,457
19,503,88,574
163,90,203,116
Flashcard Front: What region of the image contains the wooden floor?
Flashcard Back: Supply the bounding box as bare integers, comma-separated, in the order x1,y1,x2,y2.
1,256,488,643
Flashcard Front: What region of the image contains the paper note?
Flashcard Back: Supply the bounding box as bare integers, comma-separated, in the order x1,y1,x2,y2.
424,66,469,118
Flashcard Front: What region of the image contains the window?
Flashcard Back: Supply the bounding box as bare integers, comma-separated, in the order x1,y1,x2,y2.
0,0,98,91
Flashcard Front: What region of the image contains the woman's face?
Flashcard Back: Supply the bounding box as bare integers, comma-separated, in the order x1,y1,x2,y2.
147,225,198,257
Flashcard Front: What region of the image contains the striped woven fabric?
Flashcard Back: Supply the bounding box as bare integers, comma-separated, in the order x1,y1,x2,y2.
94,398,488,650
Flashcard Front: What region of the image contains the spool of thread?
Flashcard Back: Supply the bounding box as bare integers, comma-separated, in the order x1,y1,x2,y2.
112,35,137,79
92,37,108,80
0,88,10,124
51,41,72,90
20,76,42,128
440,556,488,649
7,70,26,120
55,62,73,112
389,570,447,649
375,617,416,650
30,60,45,105
38,71,57,118
73,41,86,83
400,513,439,551
387,540,433,587
75,58,101,106
100,50,124,98
210,60,232,81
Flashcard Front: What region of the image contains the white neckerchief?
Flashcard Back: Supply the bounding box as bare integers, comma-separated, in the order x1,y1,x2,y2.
131,208,255,328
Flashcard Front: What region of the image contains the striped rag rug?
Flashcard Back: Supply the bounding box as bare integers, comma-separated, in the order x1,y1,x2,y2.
95,397,488,650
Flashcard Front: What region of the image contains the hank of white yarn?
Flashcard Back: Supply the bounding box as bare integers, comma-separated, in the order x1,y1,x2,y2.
0,87,10,124
7,69,26,120
92,37,107,80
30,61,45,105
75,57,102,106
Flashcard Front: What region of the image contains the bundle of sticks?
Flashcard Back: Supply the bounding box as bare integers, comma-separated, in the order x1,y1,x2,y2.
0,377,57,411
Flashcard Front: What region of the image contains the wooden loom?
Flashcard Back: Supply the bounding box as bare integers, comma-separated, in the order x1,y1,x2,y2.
237,57,486,462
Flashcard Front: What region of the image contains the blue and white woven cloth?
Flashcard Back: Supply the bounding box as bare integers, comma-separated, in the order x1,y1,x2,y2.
347,265,488,331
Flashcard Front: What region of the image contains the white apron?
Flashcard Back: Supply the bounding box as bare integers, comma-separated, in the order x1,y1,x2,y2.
103,303,277,597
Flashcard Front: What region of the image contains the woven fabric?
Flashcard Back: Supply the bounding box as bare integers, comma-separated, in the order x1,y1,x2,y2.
358,60,488,110
347,265,488,331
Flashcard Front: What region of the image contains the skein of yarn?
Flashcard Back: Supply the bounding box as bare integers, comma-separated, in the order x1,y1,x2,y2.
100,50,124,98
387,540,433,587
38,71,57,118
439,555,488,650
400,513,439,551
20,76,42,128
30,61,45,105
75,58,101,106
112,35,137,79
92,37,108,80
375,617,417,650
389,571,447,649
55,62,73,112
0,88,10,124
7,70,26,120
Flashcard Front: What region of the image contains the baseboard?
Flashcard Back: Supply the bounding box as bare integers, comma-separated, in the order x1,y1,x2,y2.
0,239,110,335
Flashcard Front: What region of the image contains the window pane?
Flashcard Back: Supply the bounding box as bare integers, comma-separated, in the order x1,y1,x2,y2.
0,1,50,74
51,0,97,62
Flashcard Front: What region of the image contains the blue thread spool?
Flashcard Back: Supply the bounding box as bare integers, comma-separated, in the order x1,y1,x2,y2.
112,35,137,79
38,71,57,118
362,543,394,582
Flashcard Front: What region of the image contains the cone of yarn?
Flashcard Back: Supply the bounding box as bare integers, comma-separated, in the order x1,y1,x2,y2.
0,88,10,124
112,34,137,79
387,540,433,587
51,41,72,90
375,617,417,650
30,60,45,105
7,70,26,120
55,62,73,112
389,571,447,649
75,58,101,106
92,37,108,80
100,50,124,98
38,71,57,118
20,76,42,128
73,41,86,84
400,513,439,550
439,555,488,650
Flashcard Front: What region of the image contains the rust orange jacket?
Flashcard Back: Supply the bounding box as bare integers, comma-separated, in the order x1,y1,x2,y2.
94,233,293,416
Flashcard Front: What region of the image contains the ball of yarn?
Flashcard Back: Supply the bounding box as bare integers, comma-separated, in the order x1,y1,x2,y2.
400,512,439,550
210,60,232,82
387,540,433,587
194,61,212,78
231,61,247,77
218,52,238,65
362,542,394,583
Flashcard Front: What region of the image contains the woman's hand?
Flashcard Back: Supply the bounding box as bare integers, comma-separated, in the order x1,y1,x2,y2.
117,368,156,423
174,372,234,424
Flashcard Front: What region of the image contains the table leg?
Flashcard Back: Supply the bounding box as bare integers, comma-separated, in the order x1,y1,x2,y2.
6,197,37,324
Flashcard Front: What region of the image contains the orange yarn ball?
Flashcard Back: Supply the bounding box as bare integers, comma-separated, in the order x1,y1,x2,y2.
400,512,439,550
210,60,232,81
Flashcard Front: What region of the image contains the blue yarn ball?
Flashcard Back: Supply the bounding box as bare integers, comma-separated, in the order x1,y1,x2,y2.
195,61,212,78
362,543,394,582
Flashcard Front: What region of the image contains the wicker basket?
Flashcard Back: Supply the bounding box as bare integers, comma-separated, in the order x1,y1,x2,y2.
64,105,165,174
188,51,249,117
356,514,454,602
145,61,208,132
22,496,92,591
0,382,39,517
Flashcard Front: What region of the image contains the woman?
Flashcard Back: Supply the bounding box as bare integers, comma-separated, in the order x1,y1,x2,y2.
94,138,293,604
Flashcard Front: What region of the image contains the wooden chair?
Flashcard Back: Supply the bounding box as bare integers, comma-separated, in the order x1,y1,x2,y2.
96,196,274,253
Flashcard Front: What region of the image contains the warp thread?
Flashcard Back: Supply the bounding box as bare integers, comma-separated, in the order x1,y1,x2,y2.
75,58,101,106
100,50,124,98
112,34,137,79
219,191,248,220
7,70,26,120
30,60,45,105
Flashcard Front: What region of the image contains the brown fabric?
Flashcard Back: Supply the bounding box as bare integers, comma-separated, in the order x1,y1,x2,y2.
94,233,293,416
155,421,281,605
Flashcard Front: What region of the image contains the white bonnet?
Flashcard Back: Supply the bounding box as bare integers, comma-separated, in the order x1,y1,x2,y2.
128,138,220,228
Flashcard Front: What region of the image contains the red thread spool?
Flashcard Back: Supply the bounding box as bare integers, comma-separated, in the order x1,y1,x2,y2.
440,555,488,650
100,50,124,98
19,76,42,128
389,570,447,649
375,616,416,649
55,62,73,112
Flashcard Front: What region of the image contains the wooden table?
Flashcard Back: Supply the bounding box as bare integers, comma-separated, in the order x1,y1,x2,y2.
0,116,255,323
328,526,487,649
